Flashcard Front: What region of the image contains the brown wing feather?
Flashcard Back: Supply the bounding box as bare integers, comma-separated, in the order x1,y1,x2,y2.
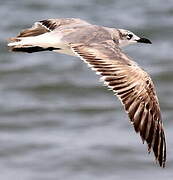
71,41,166,167
39,18,90,31
16,22,49,38
14,18,90,39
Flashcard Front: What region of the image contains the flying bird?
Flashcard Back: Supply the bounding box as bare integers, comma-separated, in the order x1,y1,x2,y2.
8,18,166,167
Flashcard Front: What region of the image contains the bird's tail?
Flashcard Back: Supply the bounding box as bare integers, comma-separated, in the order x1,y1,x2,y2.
7,27,61,53
8,35,60,53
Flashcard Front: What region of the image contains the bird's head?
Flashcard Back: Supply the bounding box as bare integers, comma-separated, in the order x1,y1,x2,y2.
117,29,152,47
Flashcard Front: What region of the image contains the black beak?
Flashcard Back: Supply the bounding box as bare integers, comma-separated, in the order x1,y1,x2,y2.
136,38,152,44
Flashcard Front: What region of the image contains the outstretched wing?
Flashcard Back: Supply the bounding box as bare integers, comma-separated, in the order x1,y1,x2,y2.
71,41,166,167
15,18,90,38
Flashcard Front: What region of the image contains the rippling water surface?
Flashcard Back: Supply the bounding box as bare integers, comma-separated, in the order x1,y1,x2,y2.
1,0,173,179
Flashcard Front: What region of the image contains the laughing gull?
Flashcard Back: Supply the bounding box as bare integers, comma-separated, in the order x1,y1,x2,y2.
8,18,166,167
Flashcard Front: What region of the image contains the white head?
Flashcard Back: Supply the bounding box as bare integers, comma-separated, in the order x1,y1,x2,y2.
118,29,152,47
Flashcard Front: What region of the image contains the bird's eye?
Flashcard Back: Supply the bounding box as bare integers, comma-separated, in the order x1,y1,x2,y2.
127,34,133,40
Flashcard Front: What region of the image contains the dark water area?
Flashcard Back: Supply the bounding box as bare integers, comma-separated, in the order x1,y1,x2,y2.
0,0,173,179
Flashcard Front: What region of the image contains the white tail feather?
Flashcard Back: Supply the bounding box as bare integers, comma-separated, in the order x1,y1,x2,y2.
8,32,63,49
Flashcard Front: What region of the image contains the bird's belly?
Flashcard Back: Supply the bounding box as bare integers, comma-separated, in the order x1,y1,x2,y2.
53,45,77,56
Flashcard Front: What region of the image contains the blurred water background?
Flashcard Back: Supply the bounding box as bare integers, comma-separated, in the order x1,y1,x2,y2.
0,0,173,179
